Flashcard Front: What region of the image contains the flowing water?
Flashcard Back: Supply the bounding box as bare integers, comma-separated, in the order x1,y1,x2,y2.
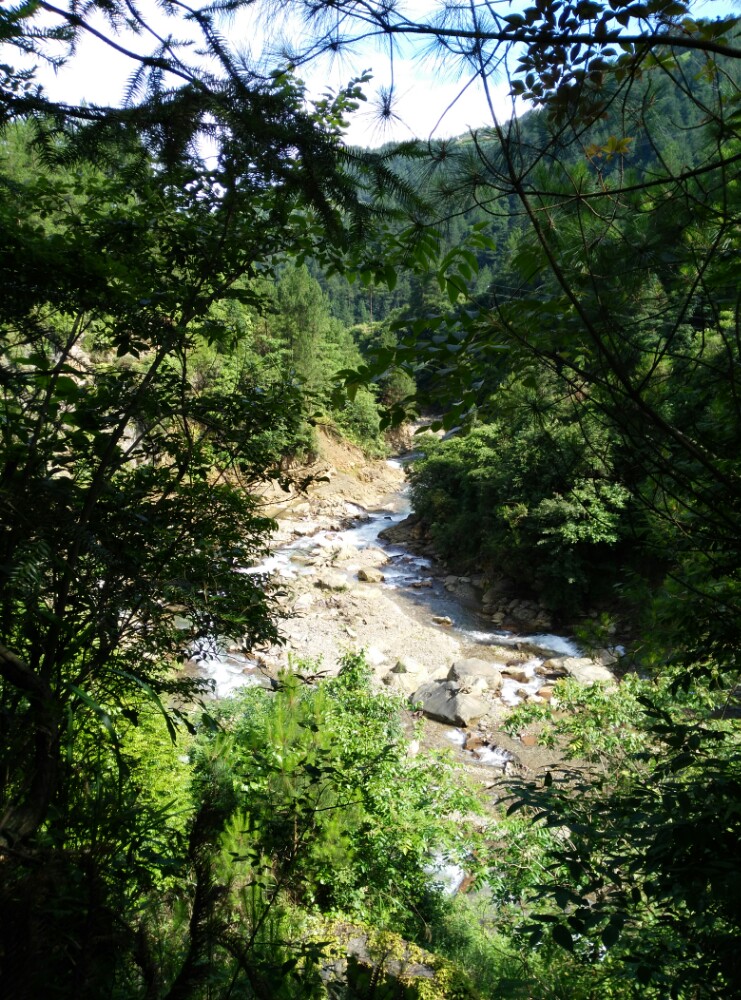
198,458,581,698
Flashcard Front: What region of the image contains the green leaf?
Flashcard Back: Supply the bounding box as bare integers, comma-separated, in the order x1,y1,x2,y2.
551,924,574,952
65,683,117,740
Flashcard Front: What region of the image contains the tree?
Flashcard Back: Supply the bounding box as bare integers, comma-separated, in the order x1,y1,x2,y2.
0,8,386,983
262,1,741,992
283,0,741,655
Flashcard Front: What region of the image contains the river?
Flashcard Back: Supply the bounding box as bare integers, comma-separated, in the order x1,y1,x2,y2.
197,458,582,705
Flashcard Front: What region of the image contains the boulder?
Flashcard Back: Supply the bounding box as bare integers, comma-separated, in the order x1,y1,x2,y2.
452,581,480,607
377,513,419,545
357,567,384,583
594,647,619,666
411,680,490,727
383,670,419,696
539,657,570,678
543,655,616,686
355,545,390,568
447,658,503,694
325,543,358,565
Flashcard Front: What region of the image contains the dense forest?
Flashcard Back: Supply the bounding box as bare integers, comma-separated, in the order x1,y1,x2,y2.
1,2,740,998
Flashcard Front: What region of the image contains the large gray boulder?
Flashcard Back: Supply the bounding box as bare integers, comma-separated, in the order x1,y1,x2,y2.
411,680,490,727
447,658,503,694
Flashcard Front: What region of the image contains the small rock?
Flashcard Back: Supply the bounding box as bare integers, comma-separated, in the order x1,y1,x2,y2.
464,734,486,751
537,686,556,701
432,615,453,627
520,733,539,747
391,657,423,675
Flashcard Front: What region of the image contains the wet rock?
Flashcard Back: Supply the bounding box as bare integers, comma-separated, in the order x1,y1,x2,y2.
463,733,486,751
451,581,479,607
378,513,420,545
502,667,530,684
432,615,453,627
411,680,490,727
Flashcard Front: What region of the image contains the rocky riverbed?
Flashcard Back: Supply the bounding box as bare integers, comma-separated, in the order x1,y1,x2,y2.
195,429,619,779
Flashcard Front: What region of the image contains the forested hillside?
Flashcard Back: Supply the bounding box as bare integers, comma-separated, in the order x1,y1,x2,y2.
1,2,741,999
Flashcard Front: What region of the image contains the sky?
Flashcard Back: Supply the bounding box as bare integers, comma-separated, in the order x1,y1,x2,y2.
12,0,739,147
22,2,514,145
